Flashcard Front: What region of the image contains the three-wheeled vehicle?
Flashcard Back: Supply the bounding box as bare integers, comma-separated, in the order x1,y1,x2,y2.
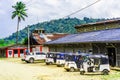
80,54,110,75
45,52,58,65
56,53,67,67
64,53,86,72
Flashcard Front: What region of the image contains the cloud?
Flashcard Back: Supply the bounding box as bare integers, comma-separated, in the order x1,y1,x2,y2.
68,0,120,18
0,0,120,38
0,10,5,15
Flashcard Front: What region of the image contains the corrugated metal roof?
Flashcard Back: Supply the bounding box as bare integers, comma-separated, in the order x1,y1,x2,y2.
75,18,120,28
0,44,27,49
45,28,120,44
32,33,68,45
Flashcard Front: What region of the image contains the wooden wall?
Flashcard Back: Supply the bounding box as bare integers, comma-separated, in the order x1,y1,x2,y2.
76,23,120,33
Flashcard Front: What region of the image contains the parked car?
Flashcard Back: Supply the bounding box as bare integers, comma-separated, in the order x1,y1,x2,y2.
21,52,46,63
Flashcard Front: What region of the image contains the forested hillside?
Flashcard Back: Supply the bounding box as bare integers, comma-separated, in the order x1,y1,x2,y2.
0,17,105,47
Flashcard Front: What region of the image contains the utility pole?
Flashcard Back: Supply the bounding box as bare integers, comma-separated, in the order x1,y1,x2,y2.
28,26,30,53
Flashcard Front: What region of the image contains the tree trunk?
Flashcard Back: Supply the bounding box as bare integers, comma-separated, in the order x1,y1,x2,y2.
16,17,20,44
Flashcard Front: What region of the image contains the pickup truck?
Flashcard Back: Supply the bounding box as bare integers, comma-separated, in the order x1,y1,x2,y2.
21,52,46,63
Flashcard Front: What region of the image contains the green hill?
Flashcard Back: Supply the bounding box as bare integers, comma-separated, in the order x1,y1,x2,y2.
0,17,105,47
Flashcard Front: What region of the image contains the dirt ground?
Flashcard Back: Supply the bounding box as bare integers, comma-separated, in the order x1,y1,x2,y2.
0,58,120,80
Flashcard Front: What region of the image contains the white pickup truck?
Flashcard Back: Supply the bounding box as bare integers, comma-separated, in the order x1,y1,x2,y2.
21,52,46,63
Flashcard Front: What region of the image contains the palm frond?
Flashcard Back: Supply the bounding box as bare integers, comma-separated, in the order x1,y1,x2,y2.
21,15,25,21
21,12,28,17
12,1,28,20
12,13,16,19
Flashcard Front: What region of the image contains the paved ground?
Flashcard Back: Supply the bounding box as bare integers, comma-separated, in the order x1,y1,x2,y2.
0,58,120,80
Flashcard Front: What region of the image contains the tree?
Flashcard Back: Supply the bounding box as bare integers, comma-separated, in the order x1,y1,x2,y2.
12,1,28,44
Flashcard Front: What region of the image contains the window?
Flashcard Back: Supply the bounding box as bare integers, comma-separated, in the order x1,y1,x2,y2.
14,50,18,54
101,58,109,64
20,50,24,54
36,52,40,55
48,54,53,58
9,51,12,55
57,55,60,58
61,55,64,59
41,53,45,55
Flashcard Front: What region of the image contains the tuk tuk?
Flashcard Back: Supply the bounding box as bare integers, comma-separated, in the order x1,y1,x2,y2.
45,52,58,65
80,54,110,75
64,53,86,72
56,53,67,67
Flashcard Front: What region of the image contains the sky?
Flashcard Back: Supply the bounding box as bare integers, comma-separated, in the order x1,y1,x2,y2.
0,0,120,39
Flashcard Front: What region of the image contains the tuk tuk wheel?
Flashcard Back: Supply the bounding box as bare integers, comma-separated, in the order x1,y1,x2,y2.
29,58,34,63
49,62,52,64
66,69,70,72
46,63,50,65
70,67,75,72
61,64,64,67
102,69,109,75
80,71,85,75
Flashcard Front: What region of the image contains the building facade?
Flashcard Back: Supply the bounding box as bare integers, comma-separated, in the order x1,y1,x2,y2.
27,29,68,53
0,44,27,58
45,19,120,67
0,29,68,58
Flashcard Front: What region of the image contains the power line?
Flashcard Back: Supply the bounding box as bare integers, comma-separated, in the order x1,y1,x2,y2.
64,0,101,18
25,0,31,5
25,0,35,7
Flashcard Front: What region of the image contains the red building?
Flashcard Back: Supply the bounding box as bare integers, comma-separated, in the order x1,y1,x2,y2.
0,44,27,58
0,29,68,58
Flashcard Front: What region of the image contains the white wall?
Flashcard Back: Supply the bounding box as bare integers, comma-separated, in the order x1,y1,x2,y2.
42,46,49,53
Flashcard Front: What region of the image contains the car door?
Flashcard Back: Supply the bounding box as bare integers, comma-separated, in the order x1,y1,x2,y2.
35,52,41,60
40,52,46,59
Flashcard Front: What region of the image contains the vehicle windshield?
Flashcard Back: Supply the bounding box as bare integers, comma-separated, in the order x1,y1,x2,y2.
46,53,54,58
65,55,77,61
26,53,31,55
56,54,65,59
100,57,109,64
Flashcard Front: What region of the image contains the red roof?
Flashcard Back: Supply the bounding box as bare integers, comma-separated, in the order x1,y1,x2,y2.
32,33,68,45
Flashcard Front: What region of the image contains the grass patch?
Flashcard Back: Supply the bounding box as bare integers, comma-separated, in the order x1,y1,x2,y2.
0,57,7,60
101,70,120,80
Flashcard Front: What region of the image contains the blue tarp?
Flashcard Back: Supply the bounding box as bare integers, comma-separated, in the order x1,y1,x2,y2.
45,28,120,44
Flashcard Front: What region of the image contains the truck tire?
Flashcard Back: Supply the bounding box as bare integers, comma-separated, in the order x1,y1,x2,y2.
29,58,34,63
66,69,70,72
25,61,29,63
46,63,50,65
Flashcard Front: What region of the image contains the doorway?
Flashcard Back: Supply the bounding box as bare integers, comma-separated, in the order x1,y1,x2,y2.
20,49,24,57
107,47,116,67
8,50,13,58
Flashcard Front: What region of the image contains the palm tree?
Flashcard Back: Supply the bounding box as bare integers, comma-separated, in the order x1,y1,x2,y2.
12,1,28,44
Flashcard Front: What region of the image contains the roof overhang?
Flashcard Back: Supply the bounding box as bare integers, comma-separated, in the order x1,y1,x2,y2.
45,28,120,45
